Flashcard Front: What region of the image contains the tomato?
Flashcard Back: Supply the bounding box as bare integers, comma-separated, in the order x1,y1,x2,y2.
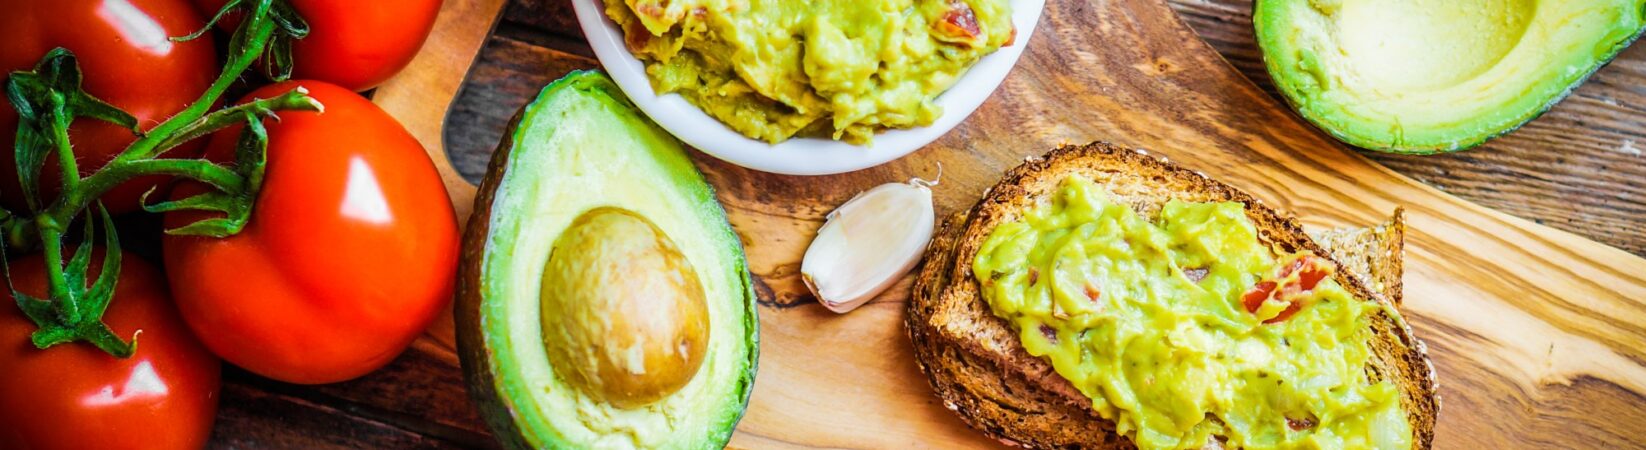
0,250,221,450
1241,255,1331,323
163,80,458,384
1279,256,1329,295
0,0,217,214
192,0,443,91
1241,280,1291,322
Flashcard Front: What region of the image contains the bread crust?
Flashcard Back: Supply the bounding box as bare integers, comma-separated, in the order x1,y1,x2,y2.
908,142,1438,449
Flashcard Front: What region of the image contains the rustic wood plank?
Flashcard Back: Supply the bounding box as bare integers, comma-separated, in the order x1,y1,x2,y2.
206,344,498,449
211,370,484,450
499,0,579,39
211,386,448,449
445,34,597,180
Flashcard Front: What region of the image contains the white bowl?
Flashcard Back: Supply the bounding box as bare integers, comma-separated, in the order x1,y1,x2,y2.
571,0,1045,175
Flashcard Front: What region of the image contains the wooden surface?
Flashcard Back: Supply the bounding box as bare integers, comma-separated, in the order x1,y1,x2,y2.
207,0,1646,448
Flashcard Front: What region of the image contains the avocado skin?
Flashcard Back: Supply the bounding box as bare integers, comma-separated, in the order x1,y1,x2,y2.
456,79,534,450
1256,0,1646,154
455,70,759,449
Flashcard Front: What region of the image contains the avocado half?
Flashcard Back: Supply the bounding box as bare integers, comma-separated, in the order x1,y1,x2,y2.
457,70,758,449
1256,0,1646,153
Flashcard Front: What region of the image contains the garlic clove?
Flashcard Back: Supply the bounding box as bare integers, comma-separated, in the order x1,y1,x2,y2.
801,178,936,314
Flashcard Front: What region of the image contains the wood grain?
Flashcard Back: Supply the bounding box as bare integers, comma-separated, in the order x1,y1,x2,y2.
208,0,1646,448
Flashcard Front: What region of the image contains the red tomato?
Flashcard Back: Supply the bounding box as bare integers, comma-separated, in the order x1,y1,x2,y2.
192,0,444,91
0,250,221,450
1241,255,1333,323
1278,255,1329,294
163,80,458,384
1241,280,1297,324
0,0,217,214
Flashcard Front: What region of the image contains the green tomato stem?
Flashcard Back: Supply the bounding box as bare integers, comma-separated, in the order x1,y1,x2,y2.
35,224,72,322
120,0,277,162
150,88,322,156
49,93,79,194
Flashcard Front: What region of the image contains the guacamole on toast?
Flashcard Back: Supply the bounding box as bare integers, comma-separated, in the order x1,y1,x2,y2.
972,175,1411,449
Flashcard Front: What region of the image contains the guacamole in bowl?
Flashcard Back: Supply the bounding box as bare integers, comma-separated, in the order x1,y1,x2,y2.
605,0,1016,145
572,0,1042,174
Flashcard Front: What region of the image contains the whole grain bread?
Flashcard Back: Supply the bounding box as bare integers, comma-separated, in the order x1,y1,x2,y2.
907,142,1438,449
1310,214,1406,308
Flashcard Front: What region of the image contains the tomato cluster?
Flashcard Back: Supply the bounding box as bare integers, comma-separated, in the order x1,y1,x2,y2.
0,0,451,448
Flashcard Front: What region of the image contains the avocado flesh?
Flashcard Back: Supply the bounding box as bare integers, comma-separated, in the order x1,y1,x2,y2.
458,70,758,449
1257,0,1646,153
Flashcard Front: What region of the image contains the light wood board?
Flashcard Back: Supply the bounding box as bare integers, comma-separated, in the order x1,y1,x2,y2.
373,0,1646,447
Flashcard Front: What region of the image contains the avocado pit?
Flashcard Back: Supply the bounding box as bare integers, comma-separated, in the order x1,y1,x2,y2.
538,207,710,408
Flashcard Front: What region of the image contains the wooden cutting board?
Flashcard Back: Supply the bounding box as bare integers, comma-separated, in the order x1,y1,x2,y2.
371,0,1646,447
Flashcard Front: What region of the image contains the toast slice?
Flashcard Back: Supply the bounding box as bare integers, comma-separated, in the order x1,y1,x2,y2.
907,142,1438,449
1311,214,1406,308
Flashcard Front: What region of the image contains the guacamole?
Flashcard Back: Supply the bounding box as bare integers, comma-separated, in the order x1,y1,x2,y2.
972,176,1410,450
606,0,1015,144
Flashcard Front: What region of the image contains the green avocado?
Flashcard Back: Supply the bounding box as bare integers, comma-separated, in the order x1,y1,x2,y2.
1256,0,1646,153
457,70,758,449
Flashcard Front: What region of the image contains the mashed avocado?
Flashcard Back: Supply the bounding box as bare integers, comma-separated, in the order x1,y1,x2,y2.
972,176,1410,450
606,0,1014,144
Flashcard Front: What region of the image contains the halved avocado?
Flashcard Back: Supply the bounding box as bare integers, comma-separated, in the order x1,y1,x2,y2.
457,70,758,449
1256,0,1646,153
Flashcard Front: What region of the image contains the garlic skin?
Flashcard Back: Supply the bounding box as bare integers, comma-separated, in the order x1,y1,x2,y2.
801,178,936,313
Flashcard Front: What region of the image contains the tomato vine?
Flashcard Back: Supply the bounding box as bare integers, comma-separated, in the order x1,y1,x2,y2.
0,0,315,357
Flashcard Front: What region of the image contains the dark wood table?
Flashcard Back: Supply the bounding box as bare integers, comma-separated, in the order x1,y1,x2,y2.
207,0,1646,447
